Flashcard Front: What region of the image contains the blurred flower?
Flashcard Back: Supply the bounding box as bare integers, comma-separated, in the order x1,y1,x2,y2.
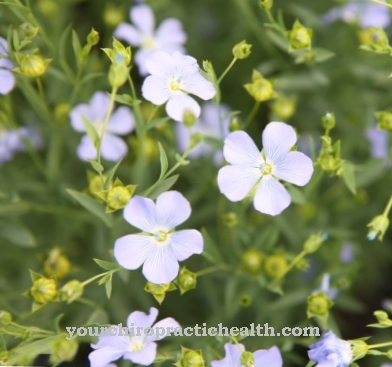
89,307,180,367
211,343,282,367
323,0,390,29
319,273,338,300
340,241,354,263
70,91,134,161
114,4,186,75
0,127,42,167
308,330,352,367
142,51,216,122
0,37,15,95
175,102,230,165
114,191,203,284
366,126,389,159
217,122,314,216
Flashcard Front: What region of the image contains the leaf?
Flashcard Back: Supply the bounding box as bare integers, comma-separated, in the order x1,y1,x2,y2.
145,175,179,200
12,29,19,50
222,110,241,120
93,258,120,271
97,272,111,285
71,30,82,68
113,94,133,106
66,189,114,227
158,142,168,179
0,220,36,247
201,227,223,264
146,117,170,131
105,273,113,299
312,47,335,63
286,184,306,204
342,162,357,195
87,159,104,174
104,159,123,190
82,116,99,147
54,314,64,334
85,308,109,326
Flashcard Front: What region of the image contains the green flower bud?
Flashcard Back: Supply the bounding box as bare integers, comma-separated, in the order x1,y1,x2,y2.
37,0,58,16
15,53,51,78
241,249,263,275
181,350,205,367
0,350,9,364
359,27,391,53
44,248,71,279
240,351,255,367
264,254,288,279
307,292,333,319
145,281,176,304
20,23,39,39
303,232,326,254
375,109,392,132
176,267,197,295
183,109,197,127
229,117,242,132
367,214,389,241
30,278,57,304
108,61,129,88
87,28,100,46
221,212,239,227
0,310,12,324
107,185,134,210
239,294,252,307
350,339,368,360
270,95,296,120
374,310,389,322
244,70,277,102
54,102,71,124
61,280,84,304
295,258,309,272
386,349,392,360
232,40,252,59
321,112,336,131
50,335,78,364
103,5,126,28
287,20,312,51
259,0,273,11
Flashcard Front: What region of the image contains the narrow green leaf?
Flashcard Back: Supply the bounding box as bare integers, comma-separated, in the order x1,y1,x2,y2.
12,29,19,50
97,272,111,285
222,110,241,120
66,189,114,227
0,220,36,247
201,227,223,264
105,273,113,299
342,162,357,195
145,175,179,200
146,117,170,131
71,30,82,67
158,142,168,179
104,159,123,190
93,258,120,271
113,94,133,106
87,159,104,174
82,116,99,147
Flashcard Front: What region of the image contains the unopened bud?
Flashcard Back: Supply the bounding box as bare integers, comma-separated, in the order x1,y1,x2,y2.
304,232,326,253
182,350,204,367
307,292,333,318
244,70,277,102
176,267,197,295
259,0,273,11
15,53,51,78
44,248,71,279
375,109,392,132
367,214,389,241
108,61,129,88
270,95,296,120
183,109,197,127
145,281,176,304
350,339,368,360
287,20,312,51
241,249,263,275
0,310,12,324
107,185,134,210
232,40,252,59
87,28,100,46
50,336,78,364
30,278,57,304
61,280,84,304
321,112,336,130
221,212,238,227
359,27,391,53
20,23,39,39
229,117,242,132
264,254,288,279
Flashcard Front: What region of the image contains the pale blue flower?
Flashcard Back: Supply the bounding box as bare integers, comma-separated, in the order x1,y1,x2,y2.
340,241,354,263
175,102,231,165
70,91,134,162
323,0,390,29
0,37,15,95
217,122,314,216
114,191,203,284
211,343,282,367
89,307,180,367
319,273,339,300
366,126,389,159
308,330,352,367
114,4,186,76
142,51,216,122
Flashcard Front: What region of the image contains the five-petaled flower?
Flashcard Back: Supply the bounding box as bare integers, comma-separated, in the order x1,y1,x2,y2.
114,191,203,284
142,51,216,122
0,37,15,95
70,91,134,162
217,122,314,216
211,343,283,367
308,330,353,367
114,4,187,76
89,307,180,367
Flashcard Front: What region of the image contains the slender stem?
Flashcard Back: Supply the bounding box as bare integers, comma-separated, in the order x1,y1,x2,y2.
36,78,45,104
128,74,145,140
382,194,392,217
217,57,237,85
82,271,110,286
265,9,276,24
146,105,159,123
244,101,261,128
274,250,307,282
370,0,392,8
368,340,392,349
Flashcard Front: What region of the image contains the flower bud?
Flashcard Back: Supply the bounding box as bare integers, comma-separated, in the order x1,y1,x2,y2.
181,350,205,367
270,95,296,120
20,23,39,39
221,212,238,227
145,281,176,304
287,20,312,51
232,40,252,59
30,278,57,304
0,310,12,324
44,248,71,279
350,339,368,360
103,4,125,27
264,254,288,279
107,186,133,210
87,28,100,46
307,292,333,319
374,310,389,322
359,27,391,53
176,267,197,295
108,61,129,88
50,335,78,364
183,109,197,127
303,232,326,253
241,249,263,275
367,214,389,241
259,0,273,11
229,117,242,132
240,351,255,367
61,280,84,304
321,112,336,131
244,70,277,102
239,294,252,307
15,53,51,78
375,109,392,132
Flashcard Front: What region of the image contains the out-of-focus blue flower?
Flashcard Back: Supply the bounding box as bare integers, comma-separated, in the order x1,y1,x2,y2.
70,91,134,162
308,330,352,367
175,102,231,165
114,4,186,76
89,307,180,367
366,126,389,159
323,0,390,29
0,37,15,95
319,273,339,300
340,241,354,263
217,122,314,216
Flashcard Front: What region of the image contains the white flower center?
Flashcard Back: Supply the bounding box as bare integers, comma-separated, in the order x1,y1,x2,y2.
168,78,184,93
129,337,145,352
142,35,157,50
153,230,169,244
259,162,273,175
94,121,105,137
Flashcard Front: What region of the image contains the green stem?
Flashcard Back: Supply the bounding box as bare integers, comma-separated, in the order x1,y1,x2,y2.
368,340,392,349
265,9,276,24
82,270,115,287
274,250,307,282
370,0,392,8
244,101,261,128
217,57,237,84
382,194,392,217
128,74,145,140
